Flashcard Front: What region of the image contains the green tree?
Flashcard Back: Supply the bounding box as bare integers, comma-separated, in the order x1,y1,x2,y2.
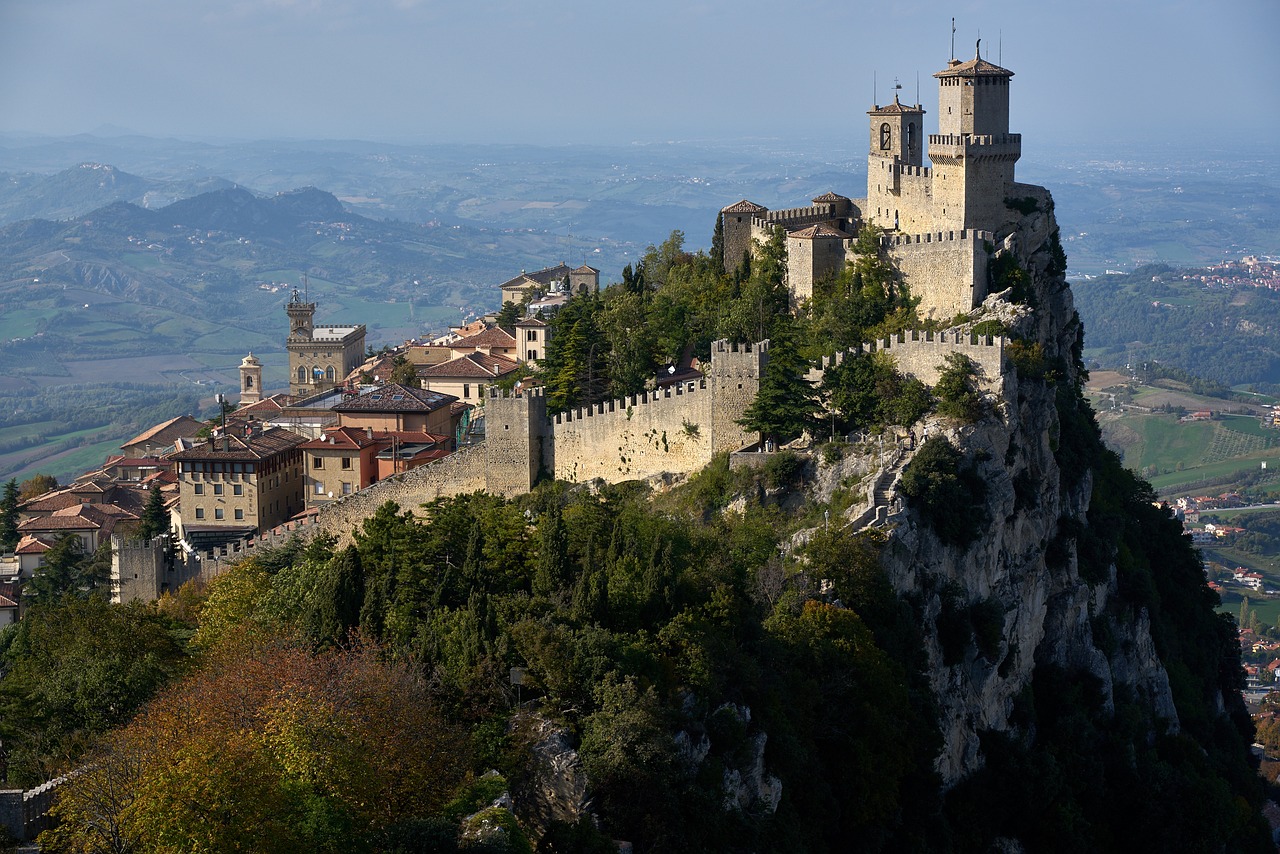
389,354,420,388
136,484,169,542
0,598,185,786
496,300,523,328
724,226,789,344
0,479,18,551
23,535,110,605
934,351,985,422
738,322,818,445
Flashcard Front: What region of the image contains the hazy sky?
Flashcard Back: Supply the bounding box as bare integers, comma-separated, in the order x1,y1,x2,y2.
1,0,1277,147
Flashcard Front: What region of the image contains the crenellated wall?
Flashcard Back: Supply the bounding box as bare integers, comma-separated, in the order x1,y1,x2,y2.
551,383,712,483
811,329,1006,391
882,229,991,319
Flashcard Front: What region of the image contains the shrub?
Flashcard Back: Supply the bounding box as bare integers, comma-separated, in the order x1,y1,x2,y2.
898,437,988,547
934,352,984,423
1004,196,1041,215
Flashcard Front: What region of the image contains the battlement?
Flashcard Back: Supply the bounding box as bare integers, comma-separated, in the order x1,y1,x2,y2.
755,207,831,229
929,133,1022,148
487,385,546,400
880,229,992,248
814,329,1006,391
553,380,708,425
713,339,769,355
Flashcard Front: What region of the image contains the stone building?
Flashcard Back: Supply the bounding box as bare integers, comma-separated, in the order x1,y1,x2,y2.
498,263,600,306
170,426,307,549
239,352,263,406
285,288,367,397
720,44,1026,319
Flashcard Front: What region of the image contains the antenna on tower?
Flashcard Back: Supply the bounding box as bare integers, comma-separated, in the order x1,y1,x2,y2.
999,30,1003,65
873,71,877,107
916,72,920,106
950,17,956,61
303,273,309,303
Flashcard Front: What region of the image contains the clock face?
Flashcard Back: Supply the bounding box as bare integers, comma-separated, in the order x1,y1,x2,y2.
880,123,892,150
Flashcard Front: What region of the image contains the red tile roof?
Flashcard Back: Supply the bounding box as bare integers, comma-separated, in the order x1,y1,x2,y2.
869,94,925,114
452,326,517,351
420,352,520,380
121,415,206,450
333,383,458,414
789,224,850,240
934,53,1013,79
170,426,307,462
722,199,766,214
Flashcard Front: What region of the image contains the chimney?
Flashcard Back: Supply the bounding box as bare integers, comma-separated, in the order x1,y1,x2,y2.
222,435,230,452
366,426,373,440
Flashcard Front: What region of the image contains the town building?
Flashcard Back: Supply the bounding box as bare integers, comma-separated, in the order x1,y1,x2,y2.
285,288,367,396
331,382,462,437
170,426,307,550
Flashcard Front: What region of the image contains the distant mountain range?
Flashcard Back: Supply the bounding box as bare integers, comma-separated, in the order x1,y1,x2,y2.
0,162,239,224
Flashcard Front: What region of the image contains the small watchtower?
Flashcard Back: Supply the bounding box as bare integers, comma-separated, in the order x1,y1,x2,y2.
286,287,315,340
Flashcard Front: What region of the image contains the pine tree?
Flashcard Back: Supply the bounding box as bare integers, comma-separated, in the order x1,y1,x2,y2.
710,213,725,271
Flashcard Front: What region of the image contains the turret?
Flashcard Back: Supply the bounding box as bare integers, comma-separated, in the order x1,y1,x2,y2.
720,200,767,274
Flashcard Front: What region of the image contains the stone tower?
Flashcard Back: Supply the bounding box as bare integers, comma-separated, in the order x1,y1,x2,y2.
928,42,1021,231
706,339,767,452
239,352,263,406
483,387,549,496
720,200,767,274
286,287,315,340
866,94,928,233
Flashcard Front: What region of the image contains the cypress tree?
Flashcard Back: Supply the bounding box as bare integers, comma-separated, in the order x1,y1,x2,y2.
0,478,19,551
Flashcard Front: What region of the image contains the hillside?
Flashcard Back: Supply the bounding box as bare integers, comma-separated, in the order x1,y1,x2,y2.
1074,262,1280,392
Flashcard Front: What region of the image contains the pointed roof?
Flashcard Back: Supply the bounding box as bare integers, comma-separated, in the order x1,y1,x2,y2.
869,94,926,114
722,199,767,214
515,316,548,328
452,326,517,350
419,352,520,380
121,415,206,451
935,44,1013,78
572,264,600,274
332,383,458,414
788,224,851,240
811,191,850,203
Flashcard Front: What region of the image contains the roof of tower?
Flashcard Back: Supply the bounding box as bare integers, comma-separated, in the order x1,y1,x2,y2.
811,191,850,203
721,200,767,214
934,44,1013,78
788,224,851,240
868,94,925,115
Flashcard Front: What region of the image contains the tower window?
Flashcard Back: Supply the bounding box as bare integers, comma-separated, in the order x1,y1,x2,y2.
879,123,891,150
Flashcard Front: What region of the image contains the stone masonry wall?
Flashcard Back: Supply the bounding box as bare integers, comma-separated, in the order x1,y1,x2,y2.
812,329,1006,392
884,229,991,320
551,383,713,484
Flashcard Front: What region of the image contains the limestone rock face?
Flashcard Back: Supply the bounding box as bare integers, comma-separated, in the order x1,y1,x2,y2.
882,193,1181,785
509,713,593,839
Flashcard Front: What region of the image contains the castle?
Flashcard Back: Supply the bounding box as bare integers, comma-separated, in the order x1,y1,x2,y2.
721,42,1031,319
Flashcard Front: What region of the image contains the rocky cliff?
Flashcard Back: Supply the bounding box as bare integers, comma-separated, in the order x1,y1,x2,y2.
882,188,1247,798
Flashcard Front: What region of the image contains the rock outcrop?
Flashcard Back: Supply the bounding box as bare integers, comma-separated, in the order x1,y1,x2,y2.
880,192,1181,784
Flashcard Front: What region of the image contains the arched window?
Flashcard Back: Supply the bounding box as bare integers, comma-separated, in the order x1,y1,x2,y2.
906,123,916,152
879,123,892,150
326,365,336,382
297,366,306,384
244,374,254,390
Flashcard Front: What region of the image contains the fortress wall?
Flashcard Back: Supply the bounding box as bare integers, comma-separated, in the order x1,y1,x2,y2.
884,229,991,319
551,383,713,484
111,534,175,603
814,330,1005,391
315,444,489,542
758,206,831,227
867,159,934,234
